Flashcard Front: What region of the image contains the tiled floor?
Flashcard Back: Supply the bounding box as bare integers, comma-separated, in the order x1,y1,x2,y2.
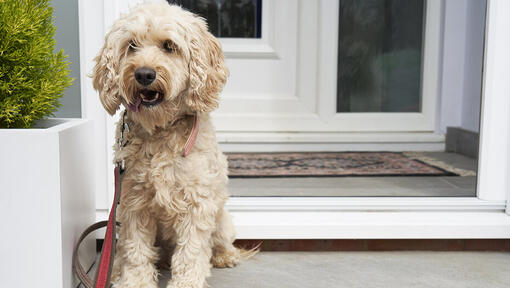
156,251,510,288
229,152,477,197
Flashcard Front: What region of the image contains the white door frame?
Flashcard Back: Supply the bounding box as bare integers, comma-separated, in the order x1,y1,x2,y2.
79,0,510,238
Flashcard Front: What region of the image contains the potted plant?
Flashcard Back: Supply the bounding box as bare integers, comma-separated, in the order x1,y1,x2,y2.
0,1,95,287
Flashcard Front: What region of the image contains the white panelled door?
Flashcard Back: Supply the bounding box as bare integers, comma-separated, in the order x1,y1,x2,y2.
213,0,441,134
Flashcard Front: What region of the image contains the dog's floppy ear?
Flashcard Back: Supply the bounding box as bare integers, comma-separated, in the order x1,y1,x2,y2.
92,30,122,115
186,18,229,113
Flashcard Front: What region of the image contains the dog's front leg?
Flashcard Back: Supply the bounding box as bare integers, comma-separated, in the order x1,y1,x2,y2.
113,209,159,288
167,207,216,288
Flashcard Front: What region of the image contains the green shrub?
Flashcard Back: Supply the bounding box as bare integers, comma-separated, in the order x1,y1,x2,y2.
0,0,73,128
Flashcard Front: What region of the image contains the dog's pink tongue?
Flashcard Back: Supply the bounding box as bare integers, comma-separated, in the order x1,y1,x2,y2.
128,97,142,112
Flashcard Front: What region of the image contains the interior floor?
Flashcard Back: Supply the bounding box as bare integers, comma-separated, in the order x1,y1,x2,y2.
228,152,477,197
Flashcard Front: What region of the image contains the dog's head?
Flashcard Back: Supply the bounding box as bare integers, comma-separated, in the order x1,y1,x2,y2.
92,3,228,131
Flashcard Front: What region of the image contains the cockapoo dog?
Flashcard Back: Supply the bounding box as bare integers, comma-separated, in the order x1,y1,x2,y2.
92,3,252,288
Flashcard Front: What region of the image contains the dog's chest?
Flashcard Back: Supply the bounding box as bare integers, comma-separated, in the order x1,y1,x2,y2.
116,121,228,216
134,139,185,183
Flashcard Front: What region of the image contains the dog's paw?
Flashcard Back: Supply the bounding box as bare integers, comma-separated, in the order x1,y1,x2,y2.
112,279,158,288
113,280,158,288
112,268,158,288
211,248,240,268
167,280,206,288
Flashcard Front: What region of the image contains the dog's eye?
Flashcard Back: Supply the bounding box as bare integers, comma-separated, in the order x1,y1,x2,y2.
163,40,176,53
128,41,138,52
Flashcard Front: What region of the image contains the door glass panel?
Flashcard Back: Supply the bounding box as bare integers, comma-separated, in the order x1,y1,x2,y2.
337,0,425,112
167,0,262,38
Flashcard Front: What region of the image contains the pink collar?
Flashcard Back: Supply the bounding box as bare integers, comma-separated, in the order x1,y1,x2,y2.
182,114,199,157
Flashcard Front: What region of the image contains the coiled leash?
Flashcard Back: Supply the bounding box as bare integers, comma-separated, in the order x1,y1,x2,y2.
72,111,199,288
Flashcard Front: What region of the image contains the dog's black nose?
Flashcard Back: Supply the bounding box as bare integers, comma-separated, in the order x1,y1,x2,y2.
134,67,156,86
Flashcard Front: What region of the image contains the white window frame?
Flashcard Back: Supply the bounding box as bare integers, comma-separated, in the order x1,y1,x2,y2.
79,0,510,239
219,1,278,59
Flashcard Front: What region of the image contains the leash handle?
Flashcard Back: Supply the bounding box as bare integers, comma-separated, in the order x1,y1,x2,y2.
73,166,123,288
73,221,108,288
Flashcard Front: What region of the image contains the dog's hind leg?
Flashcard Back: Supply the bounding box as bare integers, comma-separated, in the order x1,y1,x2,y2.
210,207,243,268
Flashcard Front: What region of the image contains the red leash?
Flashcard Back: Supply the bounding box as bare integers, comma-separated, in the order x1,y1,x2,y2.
73,113,199,287
95,165,122,287
72,166,122,288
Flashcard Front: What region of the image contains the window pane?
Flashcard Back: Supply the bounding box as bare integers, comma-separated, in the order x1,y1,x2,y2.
167,0,262,38
337,0,425,112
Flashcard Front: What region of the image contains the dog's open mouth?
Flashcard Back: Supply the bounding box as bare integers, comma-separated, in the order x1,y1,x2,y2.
128,89,164,112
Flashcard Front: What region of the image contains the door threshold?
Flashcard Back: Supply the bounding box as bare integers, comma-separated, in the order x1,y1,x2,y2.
231,210,510,239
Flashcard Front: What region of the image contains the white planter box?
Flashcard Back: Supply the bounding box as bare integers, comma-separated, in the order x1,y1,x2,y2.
0,119,96,288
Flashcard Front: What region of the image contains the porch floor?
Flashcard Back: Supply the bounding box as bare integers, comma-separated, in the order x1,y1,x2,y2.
159,251,509,288
229,152,478,197
83,251,509,287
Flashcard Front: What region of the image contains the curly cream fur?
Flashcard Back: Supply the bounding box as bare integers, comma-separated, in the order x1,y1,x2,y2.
91,3,244,288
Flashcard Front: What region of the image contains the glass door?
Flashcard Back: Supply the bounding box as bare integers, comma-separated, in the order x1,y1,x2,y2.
156,0,485,199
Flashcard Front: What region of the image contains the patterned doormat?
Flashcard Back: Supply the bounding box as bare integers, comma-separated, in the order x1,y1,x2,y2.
226,152,458,178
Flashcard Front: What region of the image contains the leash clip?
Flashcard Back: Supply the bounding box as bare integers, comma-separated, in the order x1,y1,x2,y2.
116,110,129,172
118,110,129,149
116,159,125,172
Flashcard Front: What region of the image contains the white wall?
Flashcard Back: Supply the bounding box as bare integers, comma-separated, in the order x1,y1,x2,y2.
461,0,485,132
52,0,82,118
438,0,486,134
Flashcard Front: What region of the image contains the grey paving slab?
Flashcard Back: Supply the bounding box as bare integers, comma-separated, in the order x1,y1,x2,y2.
157,251,510,288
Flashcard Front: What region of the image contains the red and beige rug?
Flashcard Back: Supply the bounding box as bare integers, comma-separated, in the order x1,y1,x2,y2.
226,152,457,177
